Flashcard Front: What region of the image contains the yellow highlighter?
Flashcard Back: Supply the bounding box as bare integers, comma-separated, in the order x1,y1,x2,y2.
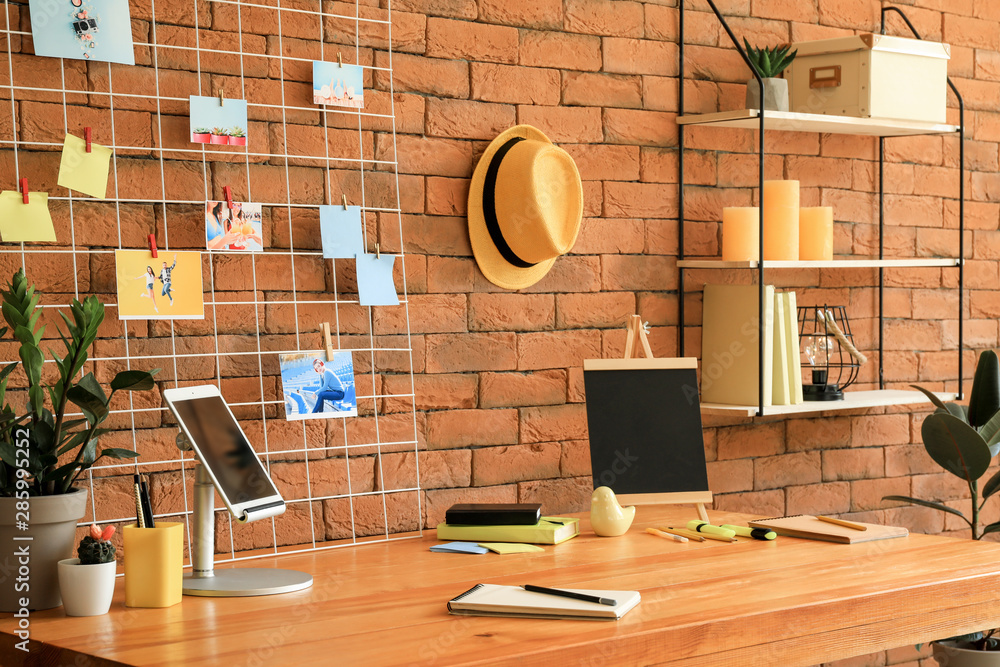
721,524,777,541
687,520,737,539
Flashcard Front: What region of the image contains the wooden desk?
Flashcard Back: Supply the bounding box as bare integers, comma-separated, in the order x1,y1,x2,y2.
3,506,1000,666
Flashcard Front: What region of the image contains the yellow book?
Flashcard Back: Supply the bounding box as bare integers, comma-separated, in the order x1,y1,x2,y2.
783,292,804,404
436,517,579,545
701,284,775,406
772,291,791,405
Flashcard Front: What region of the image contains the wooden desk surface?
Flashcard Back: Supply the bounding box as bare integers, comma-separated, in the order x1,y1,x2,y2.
4,505,1000,667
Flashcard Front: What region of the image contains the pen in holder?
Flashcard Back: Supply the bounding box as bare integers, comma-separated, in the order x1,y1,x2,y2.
124,522,184,608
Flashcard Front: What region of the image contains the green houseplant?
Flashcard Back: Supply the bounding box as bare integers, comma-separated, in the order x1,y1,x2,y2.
742,39,797,112
883,350,1000,663
57,524,118,616
211,126,230,145
0,269,158,611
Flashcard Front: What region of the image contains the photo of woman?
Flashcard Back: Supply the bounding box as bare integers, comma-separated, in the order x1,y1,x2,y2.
133,266,158,314
205,200,264,251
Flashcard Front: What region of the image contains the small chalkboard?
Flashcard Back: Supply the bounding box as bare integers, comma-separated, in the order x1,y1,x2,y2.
583,357,712,517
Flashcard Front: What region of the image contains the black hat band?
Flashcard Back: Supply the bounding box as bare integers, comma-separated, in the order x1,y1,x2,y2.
482,137,537,269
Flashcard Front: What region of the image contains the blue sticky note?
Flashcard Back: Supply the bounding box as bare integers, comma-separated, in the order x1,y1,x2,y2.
320,205,365,259
430,542,488,555
356,253,399,307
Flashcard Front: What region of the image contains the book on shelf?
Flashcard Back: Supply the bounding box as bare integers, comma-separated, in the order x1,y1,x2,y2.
701,284,775,406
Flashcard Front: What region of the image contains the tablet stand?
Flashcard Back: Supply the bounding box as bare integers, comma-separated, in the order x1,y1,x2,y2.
176,433,313,597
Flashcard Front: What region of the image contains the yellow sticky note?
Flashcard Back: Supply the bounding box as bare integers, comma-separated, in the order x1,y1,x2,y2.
478,543,545,554
57,134,112,200
0,191,56,243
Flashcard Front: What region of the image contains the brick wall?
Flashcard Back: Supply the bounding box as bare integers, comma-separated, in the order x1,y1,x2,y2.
3,0,996,661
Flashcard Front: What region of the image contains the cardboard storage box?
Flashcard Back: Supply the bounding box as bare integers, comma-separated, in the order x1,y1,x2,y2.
784,34,950,123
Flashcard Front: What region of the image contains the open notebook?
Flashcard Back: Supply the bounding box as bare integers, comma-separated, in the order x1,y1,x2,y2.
747,515,908,544
448,584,641,621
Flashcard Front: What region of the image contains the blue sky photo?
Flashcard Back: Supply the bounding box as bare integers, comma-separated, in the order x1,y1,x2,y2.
29,0,135,65
312,61,364,108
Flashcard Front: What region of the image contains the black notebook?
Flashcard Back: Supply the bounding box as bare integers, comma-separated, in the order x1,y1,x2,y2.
445,503,541,526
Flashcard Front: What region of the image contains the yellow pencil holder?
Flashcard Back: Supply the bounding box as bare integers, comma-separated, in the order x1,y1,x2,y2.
124,522,184,608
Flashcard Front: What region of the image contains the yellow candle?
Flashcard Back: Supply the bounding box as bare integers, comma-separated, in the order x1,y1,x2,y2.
799,206,834,261
722,207,760,261
762,180,799,261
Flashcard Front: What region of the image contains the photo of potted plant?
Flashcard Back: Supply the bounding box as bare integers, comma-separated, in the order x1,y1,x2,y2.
883,350,1000,665
210,127,229,145
229,126,246,146
191,127,211,143
743,39,796,112
0,269,159,611
57,523,117,616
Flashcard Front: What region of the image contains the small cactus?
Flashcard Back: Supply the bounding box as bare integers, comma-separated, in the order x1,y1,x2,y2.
78,524,116,565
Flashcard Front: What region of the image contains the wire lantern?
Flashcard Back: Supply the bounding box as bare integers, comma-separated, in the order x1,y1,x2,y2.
797,305,866,401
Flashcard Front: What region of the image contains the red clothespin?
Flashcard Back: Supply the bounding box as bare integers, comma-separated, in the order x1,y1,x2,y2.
223,185,234,209
148,234,158,259
84,127,92,153
19,178,28,205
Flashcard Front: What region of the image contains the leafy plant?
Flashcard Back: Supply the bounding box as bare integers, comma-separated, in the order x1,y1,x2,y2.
211,127,229,136
193,127,211,135
78,524,116,564
883,349,1000,652
230,126,245,138
743,38,797,78
0,269,159,497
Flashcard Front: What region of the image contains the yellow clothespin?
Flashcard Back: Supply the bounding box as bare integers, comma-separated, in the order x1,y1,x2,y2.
375,243,380,259
320,323,335,360
342,194,348,210
337,52,343,68
219,89,224,106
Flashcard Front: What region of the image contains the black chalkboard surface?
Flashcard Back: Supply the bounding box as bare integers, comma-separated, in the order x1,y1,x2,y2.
583,358,712,505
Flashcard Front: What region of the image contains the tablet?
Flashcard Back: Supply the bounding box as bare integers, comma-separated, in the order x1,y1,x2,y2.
163,385,285,523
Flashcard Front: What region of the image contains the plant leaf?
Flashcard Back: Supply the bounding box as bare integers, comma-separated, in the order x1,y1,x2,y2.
910,384,947,410
983,469,1000,501
921,413,992,482
66,374,109,425
982,521,1000,536
882,495,970,522
98,448,139,460
980,409,1000,446
969,350,1000,428
937,402,969,422
110,370,158,392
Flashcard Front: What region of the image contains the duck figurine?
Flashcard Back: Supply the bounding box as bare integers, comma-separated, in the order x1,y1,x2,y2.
590,487,636,537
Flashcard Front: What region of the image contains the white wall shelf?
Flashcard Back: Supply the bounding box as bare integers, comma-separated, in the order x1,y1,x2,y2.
677,258,961,269
676,109,960,137
701,390,957,417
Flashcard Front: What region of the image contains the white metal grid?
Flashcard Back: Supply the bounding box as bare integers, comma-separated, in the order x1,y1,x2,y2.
0,0,422,564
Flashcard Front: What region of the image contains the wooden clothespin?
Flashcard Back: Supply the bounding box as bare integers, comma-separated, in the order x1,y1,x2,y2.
219,89,225,106
341,194,348,210
374,243,380,259
19,178,28,205
148,234,158,259
223,185,234,209
337,52,343,68
320,323,335,360
84,127,92,153
623,315,653,360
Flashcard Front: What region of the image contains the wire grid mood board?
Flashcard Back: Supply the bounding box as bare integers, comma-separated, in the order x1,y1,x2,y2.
0,0,422,564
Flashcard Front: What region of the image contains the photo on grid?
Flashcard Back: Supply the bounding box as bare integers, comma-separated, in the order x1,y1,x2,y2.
114,249,205,320
279,351,358,421
312,61,364,108
205,200,263,251
189,95,249,146
29,0,135,65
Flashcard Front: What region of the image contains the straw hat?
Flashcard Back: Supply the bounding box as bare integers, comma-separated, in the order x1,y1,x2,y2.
468,125,583,290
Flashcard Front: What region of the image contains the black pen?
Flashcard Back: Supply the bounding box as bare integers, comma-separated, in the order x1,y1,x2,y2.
523,584,616,606
139,476,155,528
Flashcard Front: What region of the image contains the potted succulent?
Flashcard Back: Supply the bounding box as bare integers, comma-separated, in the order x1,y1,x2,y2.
57,524,117,616
0,270,158,611
229,126,247,146
191,127,212,144
210,127,230,145
883,350,1000,665
743,39,797,112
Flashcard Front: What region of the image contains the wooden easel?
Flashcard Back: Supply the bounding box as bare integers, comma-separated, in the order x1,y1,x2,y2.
614,316,711,522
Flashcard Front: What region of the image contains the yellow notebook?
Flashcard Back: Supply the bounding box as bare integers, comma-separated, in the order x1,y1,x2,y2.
701,284,775,406
772,291,791,405
436,517,579,544
747,515,908,544
783,292,804,404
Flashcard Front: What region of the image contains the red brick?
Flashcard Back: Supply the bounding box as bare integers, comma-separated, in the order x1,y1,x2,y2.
713,490,785,517
516,105,603,143
944,13,1000,50
786,481,851,515
519,29,602,71
520,404,588,443
468,293,556,331
426,408,519,449
473,443,561,486
754,452,822,490
707,459,754,494
603,38,678,76
517,477,592,515
852,477,911,512
604,108,677,146
601,254,677,291
471,63,561,105
564,144,641,182
561,440,592,477
556,292,636,329
562,72,642,108
717,422,785,460
426,17,519,64
822,448,885,482
573,218,646,254
481,370,567,408
423,485,518,527
565,0,644,37
478,0,563,30
517,330,602,370
426,98,517,140
426,332,518,373
383,373,478,412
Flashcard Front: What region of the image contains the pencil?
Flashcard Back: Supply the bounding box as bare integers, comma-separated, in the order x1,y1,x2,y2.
663,526,735,543
657,527,705,542
816,515,867,531
646,527,688,543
